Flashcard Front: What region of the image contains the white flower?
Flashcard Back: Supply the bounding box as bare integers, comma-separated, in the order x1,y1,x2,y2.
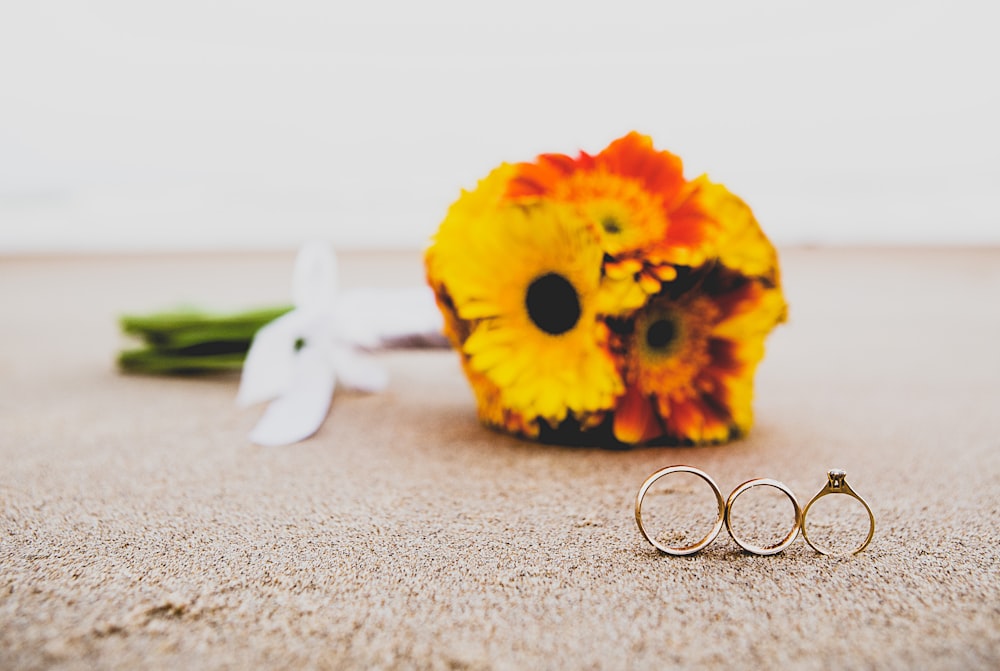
237,242,442,447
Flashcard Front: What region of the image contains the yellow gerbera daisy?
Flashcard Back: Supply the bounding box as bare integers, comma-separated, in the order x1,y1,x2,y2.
612,266,787,445
694,177,781,284
458,357,542,438
426,197,624,432
426,163,516,344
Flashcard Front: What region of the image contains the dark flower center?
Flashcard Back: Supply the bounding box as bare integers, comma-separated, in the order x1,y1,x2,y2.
526,273,581,335
646,318,676,351
601,216,622,235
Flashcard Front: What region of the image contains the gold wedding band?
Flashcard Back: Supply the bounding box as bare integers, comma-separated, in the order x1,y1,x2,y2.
801,469,876,555
635,466,725,556
724,478,802,556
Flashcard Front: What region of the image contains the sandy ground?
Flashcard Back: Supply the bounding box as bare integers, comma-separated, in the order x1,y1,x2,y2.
2,248,999,670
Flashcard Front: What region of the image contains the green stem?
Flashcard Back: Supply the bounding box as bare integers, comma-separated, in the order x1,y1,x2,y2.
118,305,293,375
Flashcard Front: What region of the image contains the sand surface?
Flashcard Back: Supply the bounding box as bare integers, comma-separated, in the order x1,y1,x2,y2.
2,248,999,670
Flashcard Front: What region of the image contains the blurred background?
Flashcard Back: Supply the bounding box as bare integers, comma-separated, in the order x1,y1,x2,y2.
2,0,997,254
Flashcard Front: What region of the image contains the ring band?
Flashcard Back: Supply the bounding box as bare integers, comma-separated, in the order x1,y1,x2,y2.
801,469,875,555
635,465,725,556
724,478,802,555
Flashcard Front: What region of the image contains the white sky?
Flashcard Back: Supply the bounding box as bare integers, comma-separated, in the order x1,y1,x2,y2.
1,1,998,252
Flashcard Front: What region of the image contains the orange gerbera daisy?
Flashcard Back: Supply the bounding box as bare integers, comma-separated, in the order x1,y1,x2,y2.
506,132,724,295
612,265,787,445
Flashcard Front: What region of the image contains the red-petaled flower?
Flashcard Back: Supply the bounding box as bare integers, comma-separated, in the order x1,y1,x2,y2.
612,266,786,445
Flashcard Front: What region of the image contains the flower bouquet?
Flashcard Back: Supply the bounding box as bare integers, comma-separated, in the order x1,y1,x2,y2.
425,132,786,446
119,132,784,448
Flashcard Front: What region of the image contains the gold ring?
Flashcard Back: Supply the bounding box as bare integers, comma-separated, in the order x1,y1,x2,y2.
724,478,802,555
801,469,875,555
635,465,725,556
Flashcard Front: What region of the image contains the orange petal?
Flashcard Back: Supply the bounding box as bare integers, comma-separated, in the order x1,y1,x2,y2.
638,273,662,295
664,398,702,442
652,264,678,281
595,132,685,197
613,385,662,444
506,152,576,198
605,257,643,279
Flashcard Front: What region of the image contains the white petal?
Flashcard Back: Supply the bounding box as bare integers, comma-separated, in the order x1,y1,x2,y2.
247,345,337,447
330,345,388,393
236,309,313,407
333,286,445,349
292,242,338,310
